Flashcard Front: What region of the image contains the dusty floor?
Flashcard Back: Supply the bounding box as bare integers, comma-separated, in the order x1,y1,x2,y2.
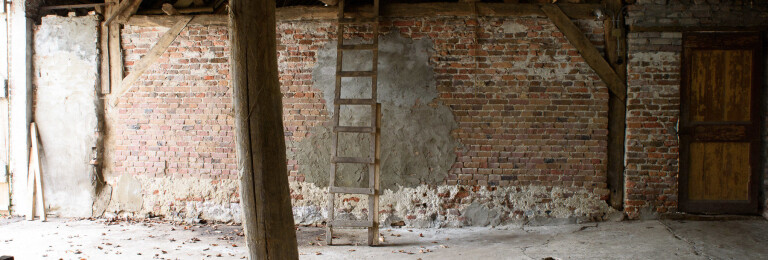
1,217,767,259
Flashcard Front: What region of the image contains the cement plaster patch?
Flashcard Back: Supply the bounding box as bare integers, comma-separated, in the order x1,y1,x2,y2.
297,32,459,191
33,15,100,217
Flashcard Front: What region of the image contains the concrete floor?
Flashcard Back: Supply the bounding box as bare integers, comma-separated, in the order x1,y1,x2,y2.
1,217,767,259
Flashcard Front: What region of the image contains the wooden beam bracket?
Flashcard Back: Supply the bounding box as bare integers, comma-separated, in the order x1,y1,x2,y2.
109,16,192,106
541,4,626,101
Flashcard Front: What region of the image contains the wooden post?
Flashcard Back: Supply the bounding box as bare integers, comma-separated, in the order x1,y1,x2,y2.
107,0,123,94
229,0,299,259
602,0,627,210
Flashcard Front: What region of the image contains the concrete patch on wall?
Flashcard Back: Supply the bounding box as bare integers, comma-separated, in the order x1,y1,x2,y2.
33,15,100,217
288,181,617,227
296,33,459,190
105,175,241,223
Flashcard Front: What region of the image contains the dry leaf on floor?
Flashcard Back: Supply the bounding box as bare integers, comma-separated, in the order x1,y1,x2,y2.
315,252,322,255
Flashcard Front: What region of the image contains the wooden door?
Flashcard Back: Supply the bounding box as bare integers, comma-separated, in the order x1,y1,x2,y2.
680,32,763,214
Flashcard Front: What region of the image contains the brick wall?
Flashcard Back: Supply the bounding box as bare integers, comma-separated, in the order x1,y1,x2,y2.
116,25,236,180
625,32,681,217
625,0,768,218
110,15,615,223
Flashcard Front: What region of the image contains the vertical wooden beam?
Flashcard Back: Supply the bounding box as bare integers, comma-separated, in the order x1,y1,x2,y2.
603,0,628,210
107,0,123,95
98,7,111,94
229,0,299,259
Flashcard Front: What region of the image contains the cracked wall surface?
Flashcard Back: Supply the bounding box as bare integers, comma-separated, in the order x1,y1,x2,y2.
33,15,100,217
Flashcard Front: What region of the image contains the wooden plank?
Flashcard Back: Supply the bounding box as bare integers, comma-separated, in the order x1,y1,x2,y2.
125,2,599,27
368,103,381,246
327,0,346,246
541,4,626,101
105,0,133,25
602,0,627,210
40,3,108,11
330,219,373,227
630,25,768,33
336,98,376,105
338,71,375,77
161,3,180,15
688,142,750,201
107,0,123,99
99,10,111,94
340,44,377,50
329,186,374,194
689,50,752,122
333,156,375,164
141,6,215,15
126,14,223,27
723,50,752,122
229,0,299,258
26,122,44,221
334,126,373,133
109,16,192,106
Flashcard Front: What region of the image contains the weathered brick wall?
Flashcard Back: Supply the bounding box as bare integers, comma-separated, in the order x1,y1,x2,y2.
625,0,768,218
108,15,616,224
625,32,681,218
116,25,236,180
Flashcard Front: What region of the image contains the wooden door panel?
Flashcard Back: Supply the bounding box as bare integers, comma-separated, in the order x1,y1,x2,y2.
688,142,750,201
689,50,752,123
680,32,762,214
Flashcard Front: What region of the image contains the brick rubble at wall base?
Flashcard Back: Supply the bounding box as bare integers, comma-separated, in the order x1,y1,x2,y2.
104,176,618,226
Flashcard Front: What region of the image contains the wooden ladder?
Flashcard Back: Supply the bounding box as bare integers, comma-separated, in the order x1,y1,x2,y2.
326,0,381,246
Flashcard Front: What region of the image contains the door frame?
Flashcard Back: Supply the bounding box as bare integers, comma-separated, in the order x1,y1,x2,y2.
678,32,764,214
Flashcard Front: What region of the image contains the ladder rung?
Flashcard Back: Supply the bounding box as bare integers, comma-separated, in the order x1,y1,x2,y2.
338,71,375,77
339,17,377,24
334,126,374,133
333,156,374,164
336,98,376,105
330,186,374,195
329,219,373,227
340,44,377,50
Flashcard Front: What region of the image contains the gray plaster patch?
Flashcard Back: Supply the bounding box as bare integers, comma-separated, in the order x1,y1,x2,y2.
463,202,503,227
296,33,459,190
33,15,100,218
501,20,529,35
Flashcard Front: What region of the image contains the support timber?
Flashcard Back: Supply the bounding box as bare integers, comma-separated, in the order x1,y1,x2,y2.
229,0,299,258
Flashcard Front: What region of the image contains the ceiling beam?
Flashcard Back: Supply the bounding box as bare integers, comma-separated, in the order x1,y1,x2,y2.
125,2,600,27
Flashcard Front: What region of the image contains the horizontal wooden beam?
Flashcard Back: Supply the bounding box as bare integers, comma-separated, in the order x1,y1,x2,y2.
126,2,600,27
629,25,768,33
541,4,626,101
140,6,214,15
40,3,109,11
